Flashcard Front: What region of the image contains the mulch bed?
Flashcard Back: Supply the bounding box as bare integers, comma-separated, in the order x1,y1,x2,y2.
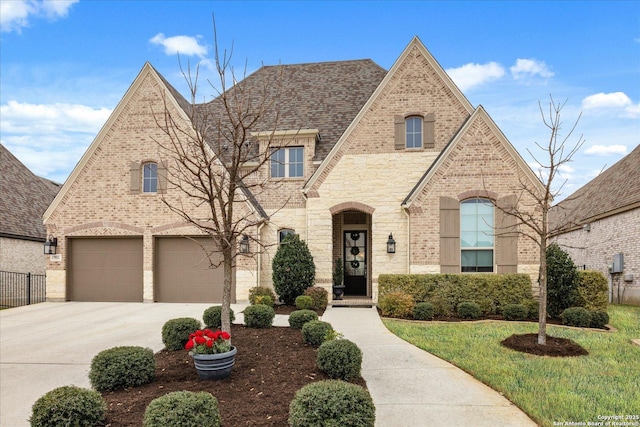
103,323,364,426
501,333,589,357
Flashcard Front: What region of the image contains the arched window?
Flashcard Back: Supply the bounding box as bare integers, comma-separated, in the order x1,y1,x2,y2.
460,198,494,272
143,162,158,193
405,116,423,149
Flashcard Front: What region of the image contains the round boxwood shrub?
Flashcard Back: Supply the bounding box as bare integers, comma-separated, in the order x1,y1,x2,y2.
144,391,220,427
523,299,540,321
289,309,319,329
89,346,156,391
203,306,235,329
295,295,314,310
304,286,328,311
413,302,435,320
244,304,275,328
289,380,375,427
561,307,592,327
317,339,362,381
502,303,529,321
272,234,316,305
30,385,106,427
378,292,415,318
248,286,276,306
456,301,482,319
162,317,201,351
254,295,274,307
302,320,334,347
590,310,609,329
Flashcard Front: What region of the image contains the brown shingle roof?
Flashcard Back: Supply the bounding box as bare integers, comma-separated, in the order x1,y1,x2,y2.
0,144,60,240
197,59,387,161
550,144,640,233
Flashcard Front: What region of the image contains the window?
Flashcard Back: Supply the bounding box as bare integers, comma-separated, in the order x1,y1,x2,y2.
143,162,158,193
278,229,296,243
405,116,423,149
460,198,494,272
271,147,304,178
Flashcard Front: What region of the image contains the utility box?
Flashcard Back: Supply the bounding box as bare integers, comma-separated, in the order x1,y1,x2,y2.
612,253,624,274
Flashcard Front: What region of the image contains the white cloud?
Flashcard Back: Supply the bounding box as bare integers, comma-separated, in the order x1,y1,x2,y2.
0,100,111,134
445,62,505,91
584,144,628,156
582,92,631,109
0,0,78,33
510,59,554,80
150,33,208,57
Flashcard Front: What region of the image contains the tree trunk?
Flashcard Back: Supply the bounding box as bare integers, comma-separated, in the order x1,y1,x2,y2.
221,243,234,334
538,240,547,345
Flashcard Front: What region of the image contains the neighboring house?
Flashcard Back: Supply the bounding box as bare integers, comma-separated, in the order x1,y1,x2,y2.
0,143,60,274
43,37,543,303
550,144,640,306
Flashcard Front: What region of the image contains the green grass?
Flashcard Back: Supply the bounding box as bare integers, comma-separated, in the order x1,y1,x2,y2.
383,305,640,427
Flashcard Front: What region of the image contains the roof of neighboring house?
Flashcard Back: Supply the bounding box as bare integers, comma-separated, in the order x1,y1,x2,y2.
198,59,387,161
550,143,640,233
0,144,61,241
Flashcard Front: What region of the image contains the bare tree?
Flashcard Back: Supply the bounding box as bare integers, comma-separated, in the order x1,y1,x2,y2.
499,96,584,345
152,25,288,332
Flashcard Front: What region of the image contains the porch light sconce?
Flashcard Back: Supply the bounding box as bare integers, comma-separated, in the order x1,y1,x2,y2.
44,237,58,255
386,233,396,254
239,235,250,254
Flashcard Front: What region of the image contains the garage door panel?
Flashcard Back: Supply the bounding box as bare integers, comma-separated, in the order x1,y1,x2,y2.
69,238,143,302
155,237,231,303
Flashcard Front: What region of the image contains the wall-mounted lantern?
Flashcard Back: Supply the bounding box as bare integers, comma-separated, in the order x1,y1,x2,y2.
44,237,58,255
386,233,396,254
239,235,250,254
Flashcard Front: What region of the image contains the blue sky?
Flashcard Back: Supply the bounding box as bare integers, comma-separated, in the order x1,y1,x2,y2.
1,0,638,201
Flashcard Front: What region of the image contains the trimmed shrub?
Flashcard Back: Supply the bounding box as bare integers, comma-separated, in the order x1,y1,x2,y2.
289,380,375,427
89,346,156,391
295,295,315,310
456,301,482,319
317,339,362,381
272,234,316,304
475,297,496,315
427,295,450,317
203,306,235,329
590,310,610,329
30,386,106,427
561,307,592,327
254,295,274,307
162,317,201,351
249,286,276,306
547,243,579,318
144,391,220,427
378,292,415,318
413,302,435,320
304,286,329,310
289,309,319,329
502,304,529,321
523,299,540,321
302,320,334,347
244,304,275,328
576,270,609,312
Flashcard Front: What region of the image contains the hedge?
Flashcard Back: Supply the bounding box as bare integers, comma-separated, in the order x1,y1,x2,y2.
576,270,608,312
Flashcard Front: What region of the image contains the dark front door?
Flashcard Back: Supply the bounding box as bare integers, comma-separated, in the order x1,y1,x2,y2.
344,230,367,296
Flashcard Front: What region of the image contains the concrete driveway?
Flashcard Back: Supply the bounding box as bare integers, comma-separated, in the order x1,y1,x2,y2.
0,302,244,427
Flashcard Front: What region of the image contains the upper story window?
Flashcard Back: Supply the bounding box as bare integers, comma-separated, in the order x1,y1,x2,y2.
405,116,423,149
278,228,296,243
143,162,158,193
271,147,303,178
460,198,494,272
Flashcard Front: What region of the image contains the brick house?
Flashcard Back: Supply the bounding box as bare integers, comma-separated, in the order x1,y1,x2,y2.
44,37,542,303
1,143,60,275
550,144,640,306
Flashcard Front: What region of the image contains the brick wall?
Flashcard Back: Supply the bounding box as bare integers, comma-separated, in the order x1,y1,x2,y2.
0,237,46,274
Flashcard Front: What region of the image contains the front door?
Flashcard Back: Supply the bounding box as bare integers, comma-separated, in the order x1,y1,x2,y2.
344,230,367,296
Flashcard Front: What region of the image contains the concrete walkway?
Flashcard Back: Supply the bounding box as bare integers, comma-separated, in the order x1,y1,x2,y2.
322,306,538,427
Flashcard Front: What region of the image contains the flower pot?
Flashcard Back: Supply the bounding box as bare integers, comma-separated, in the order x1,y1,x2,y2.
333,285,345,300
190,346,237,380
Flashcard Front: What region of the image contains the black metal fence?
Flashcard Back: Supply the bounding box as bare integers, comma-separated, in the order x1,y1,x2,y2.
0,271,46,308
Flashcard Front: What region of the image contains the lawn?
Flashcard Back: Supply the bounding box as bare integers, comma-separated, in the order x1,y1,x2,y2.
383,305,640,427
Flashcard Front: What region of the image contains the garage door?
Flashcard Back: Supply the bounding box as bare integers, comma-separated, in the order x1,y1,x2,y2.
154,237,233,303
68,238,143,302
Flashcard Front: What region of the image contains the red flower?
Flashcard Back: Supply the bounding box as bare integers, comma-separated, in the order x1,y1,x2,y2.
185,340,194,350
205,330,215,338
195,330,204,337
189,333,196,339
206,340,213,348
221,331,231,340
195,336,206,345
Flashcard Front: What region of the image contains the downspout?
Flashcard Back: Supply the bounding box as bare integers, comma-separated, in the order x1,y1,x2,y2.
257,221,266,287
402,205,410,273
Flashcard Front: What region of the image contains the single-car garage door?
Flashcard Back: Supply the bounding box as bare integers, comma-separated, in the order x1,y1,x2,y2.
154,237,233,303
68,238,143,302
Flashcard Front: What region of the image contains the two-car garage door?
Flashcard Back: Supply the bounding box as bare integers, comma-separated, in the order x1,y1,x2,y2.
67,236,229,303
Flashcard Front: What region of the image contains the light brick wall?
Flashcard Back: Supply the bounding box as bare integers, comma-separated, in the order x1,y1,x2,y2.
0,237,46,274
553,207,640,306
